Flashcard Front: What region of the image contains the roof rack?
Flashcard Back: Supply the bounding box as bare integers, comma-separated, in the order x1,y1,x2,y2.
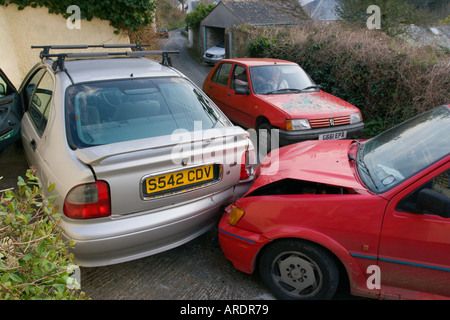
31,45,179,71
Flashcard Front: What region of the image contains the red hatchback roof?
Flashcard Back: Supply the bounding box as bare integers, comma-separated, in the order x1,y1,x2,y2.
220,58,297,67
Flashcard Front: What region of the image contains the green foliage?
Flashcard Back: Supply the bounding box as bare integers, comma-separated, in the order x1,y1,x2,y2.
247,36,278,58
336,0,434,36
439,15,450,24
155,0,186,30
185,2,216,30
0,0,156,32
0,169,87,300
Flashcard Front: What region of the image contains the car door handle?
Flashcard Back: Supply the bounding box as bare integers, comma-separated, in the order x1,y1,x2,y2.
227,92,231,96
30,139,36,151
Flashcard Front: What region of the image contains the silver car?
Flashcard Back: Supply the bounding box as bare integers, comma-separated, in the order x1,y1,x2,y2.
203,42,225,66
0,45,255,267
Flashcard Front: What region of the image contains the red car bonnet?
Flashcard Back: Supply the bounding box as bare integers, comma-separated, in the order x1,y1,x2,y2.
248,140,365,195
257,91,360,117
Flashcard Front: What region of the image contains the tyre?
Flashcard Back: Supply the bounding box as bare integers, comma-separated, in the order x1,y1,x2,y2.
259,240,339,300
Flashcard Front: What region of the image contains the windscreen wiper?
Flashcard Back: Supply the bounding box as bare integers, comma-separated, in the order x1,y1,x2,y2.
193,89,223,126
354,144,378,191
300,85,322,91
266,85,322,95
266,88,302,95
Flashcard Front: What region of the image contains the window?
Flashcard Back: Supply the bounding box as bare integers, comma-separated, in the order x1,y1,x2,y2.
211,63,232,86
65,77,226,148
398,169,450,217
0,71,14,98
360,106,450,193
231,65,248,90
23,69,46,111
28,71,54,135
0,78,6,98
249,65,314,94
432,170,450,198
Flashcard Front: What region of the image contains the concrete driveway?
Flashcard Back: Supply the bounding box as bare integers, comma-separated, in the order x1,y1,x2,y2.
81,228,274,300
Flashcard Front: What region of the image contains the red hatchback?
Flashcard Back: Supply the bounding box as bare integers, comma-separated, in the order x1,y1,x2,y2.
202,58,364,152
218,105,450,300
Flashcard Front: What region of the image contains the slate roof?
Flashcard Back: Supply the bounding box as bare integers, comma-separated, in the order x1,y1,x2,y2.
300,0,340,20
221,0,310,25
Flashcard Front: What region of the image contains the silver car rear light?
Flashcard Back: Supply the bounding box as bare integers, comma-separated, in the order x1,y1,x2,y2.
240,150,254,180
63,181,111,219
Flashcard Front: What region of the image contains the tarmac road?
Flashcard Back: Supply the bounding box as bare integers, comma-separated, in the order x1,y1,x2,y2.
80,227,274,300
0,140,29,192
162,29,212,88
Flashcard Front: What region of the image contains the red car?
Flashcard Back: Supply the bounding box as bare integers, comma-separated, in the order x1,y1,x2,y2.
218,105,450,300
202,58,364,152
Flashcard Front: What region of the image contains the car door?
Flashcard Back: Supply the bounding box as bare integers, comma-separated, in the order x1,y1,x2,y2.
204,62,234,120
378,163,450,299
20,67,55,184
227,64,255,129
0,69,22,152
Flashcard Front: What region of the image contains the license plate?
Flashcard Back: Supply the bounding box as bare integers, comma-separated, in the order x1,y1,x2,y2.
142,164,220,198
319,131,347,140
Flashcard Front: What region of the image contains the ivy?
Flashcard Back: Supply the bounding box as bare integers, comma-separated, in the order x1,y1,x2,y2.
0,0,156,32
185,2,216,30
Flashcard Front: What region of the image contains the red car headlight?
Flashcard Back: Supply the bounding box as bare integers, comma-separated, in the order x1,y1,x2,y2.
229,205,245,226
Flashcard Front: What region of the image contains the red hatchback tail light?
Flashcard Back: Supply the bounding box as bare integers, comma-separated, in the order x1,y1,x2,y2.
64,181,111,219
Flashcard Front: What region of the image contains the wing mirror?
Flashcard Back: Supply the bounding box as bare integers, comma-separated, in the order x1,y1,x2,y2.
235,87,250,95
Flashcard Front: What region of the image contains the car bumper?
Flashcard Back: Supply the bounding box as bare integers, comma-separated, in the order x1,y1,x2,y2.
63,187,241,267
218,212,270,274
203,55,222,65
279,122,365,146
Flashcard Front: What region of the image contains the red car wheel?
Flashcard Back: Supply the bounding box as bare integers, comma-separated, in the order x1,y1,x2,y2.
259,240,339,300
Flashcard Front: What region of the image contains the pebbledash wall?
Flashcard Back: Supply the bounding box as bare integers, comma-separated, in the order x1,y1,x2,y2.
0,4,130,87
